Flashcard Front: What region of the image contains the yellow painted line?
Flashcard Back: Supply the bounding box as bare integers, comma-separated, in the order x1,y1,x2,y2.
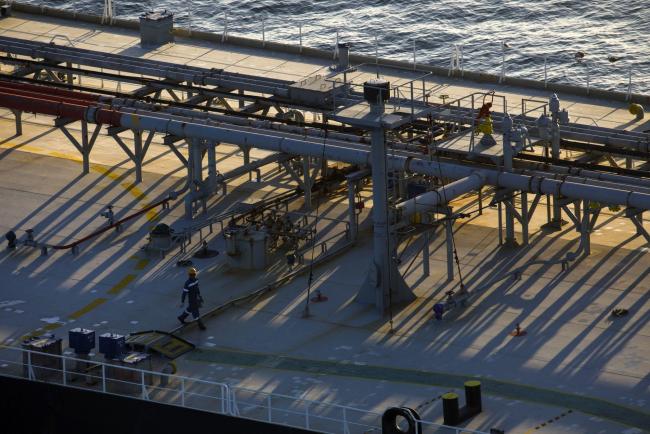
68,298,109,320
2,139,162,334
2,141,161,221
107,274,137,295
134,258,150,270
49,150,81,162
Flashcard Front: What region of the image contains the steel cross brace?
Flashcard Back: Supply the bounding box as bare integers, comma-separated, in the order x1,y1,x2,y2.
58,120,102,174
626,208,650,243
163,135,189,167
110,129,155,183
560,200,584,232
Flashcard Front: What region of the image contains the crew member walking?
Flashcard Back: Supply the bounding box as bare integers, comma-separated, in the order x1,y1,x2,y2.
177,267,206,330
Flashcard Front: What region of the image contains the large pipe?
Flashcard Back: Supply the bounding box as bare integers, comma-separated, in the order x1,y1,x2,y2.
396,173,486,218
109,100,650,194
0,80,101,102
112,99,375,146
2,89,650,212
218,152,292,182
0,36,291,97
0,92,87,119
521,162,650,190
85,107,650,211
0,86,98,108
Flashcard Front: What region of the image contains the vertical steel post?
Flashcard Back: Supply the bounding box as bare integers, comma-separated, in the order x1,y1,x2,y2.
413,39,416,70
267,395,272,422
582,199,591,256
207,142,217,188
422,79,426,103
62,357,67,386
222,10,228,42
141,370,146,399
370,113,389,312
27,350,33,380
334,29,339,60
12,109,23,136
81,120,90,174
627,66,632,101
101,364,106,393
242,146,251,180
133,129,143,183
238,89,244,109
446,219,454,281
65,61,73,84
521,192,529,245
181,378,186,406
423,230,430,277
302,156,312,210
500,41,505,83
546,94,564,230
460,44,464,77
505,197,516,246
347,178,357,241
375,34,379,78
497,201,503,245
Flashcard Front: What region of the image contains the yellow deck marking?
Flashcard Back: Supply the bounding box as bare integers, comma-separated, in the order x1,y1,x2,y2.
49,150,81,162
107,274,137,295
2,137,162,337
134,258,150,270
68,298,109,320
1,141,160,221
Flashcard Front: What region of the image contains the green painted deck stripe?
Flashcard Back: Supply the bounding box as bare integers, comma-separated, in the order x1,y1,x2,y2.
188,347,650,430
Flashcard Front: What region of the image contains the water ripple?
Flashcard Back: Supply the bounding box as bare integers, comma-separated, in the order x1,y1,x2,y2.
22,0,650,94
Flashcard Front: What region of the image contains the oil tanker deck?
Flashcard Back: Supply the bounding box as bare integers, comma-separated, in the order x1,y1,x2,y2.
0,3,648,433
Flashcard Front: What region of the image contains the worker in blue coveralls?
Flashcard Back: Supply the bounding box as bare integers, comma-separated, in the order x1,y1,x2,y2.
177,267,206,330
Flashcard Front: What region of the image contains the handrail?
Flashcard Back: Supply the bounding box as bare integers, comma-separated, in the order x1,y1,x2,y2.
49,34,75,47
0,343,491,433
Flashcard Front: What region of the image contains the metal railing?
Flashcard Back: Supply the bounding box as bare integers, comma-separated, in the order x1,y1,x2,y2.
0,344,491,433
0,344,230,415
205,12,641,99
17,1,643,97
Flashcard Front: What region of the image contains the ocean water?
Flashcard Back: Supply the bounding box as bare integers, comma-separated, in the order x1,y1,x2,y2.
21,0,650,94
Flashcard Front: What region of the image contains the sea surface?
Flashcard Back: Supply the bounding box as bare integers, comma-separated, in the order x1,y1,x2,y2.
21,0,650,94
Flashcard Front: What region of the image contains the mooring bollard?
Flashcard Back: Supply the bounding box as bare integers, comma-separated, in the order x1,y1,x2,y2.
442,392,460,426
465,380,482,412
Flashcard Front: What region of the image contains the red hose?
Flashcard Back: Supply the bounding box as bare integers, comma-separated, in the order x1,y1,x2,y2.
0,88,122,126
0,85,98,106
0,92,87,120
0,80,101,102
0,82,171,250
51,197,170,250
